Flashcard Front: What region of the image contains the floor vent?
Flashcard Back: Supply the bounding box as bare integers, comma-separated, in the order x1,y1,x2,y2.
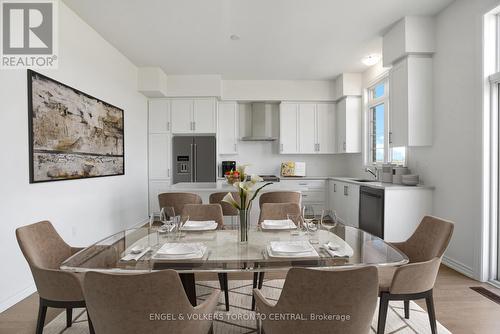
470,286,500,305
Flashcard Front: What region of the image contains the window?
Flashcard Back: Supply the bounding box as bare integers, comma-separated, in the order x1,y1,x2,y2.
366,79,406,166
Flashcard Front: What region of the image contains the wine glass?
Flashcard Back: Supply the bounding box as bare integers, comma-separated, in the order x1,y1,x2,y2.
176,215,189,239
302,205,316,235
287,214,302,237
321,209,338,233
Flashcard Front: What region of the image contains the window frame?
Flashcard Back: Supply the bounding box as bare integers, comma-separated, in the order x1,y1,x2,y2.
365,77,390,166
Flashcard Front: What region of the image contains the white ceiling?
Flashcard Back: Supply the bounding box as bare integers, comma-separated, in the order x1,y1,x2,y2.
63,0,454,80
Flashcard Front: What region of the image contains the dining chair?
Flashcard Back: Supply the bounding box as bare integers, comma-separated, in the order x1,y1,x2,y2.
83,270,220,334
181,203,230,311
15,221,95,334
209,192,240,229
251,201,302,310
377,215,454,334
158,192,202,217
254,267,379,334
258,191,301,210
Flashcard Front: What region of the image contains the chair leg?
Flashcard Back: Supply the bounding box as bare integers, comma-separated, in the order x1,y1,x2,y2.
258,271,265,289
425,290,437,334
377,293,390,334
66,308,73,327
218,273,230,311
36,299,47,334
251,272,259,311
404,300,410,319
87,310,95,334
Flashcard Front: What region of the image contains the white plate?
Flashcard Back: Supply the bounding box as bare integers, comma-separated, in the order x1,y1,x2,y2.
130,245,145,254
156,243,200,255
270,241,313,253
266,245,319,259
181,221,218,231
262,219,296,230
152,243,207,260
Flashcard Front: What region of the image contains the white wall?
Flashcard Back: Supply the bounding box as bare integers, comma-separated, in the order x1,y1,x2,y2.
0,2,148,311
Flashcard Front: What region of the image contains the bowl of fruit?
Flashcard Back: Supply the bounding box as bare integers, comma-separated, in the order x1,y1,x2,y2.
224,170,241,185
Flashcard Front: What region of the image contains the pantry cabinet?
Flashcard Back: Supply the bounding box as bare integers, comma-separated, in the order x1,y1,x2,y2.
280,102,336,154
171,98,216,134
389,56,433,147
218,101,239,154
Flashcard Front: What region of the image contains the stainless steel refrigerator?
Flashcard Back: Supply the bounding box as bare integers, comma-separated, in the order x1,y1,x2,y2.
172,136,216,184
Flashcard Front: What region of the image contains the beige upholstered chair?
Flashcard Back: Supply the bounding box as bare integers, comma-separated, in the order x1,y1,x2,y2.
254,267,379,334
15,221,94,334
158,192,202,216
259,191,301,208
259,202,301,223
181,203,229,310
181,204,225,229
83,270,220,334
209,192,240,229
377,216,454,334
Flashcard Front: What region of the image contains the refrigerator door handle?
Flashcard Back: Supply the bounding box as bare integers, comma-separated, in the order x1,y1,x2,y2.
190,143,194,182
193,144,198,181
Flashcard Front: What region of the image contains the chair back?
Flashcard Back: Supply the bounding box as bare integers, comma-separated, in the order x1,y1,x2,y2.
181,204,225,229
209,192,240,216
259,191,301,208
158,192,202,216
259,203,301,223
84,270,212,334
16,221,83,301
261,267,378,334
403,215,454,263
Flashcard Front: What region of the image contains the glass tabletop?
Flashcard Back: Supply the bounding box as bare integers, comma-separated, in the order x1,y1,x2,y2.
61,224,408,274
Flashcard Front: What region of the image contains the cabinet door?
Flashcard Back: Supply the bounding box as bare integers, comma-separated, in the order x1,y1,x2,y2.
316,103,336,153
336,183,348,224
279,103,299,154
149,134,171,179
345,97,361,153
193,98,216,133
336,99,347,153
298,103,316,153
171,99,193,133
389,59,409,147
218,102,238,154
347,184,360,228
148,100,170,133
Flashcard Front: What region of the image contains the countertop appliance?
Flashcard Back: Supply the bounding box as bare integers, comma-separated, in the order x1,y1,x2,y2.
359,186,385,239
221,161,236,177
172,136,216,184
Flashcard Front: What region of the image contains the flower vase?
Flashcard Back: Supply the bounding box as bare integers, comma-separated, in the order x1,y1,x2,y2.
238,209,249,244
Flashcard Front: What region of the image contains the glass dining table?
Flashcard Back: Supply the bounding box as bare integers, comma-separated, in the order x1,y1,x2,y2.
61,224,408,306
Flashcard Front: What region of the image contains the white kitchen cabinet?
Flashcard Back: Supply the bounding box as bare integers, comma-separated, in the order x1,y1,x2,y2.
280,102,337,154
336,97,361,153
329,180,359,228
316,103,336,153
298,103,316,154
218,101,239,154
389,56,433,147
148,134,171,179
148,100,170,133
171,98,216,134
280,179,327,212
279,103,299,154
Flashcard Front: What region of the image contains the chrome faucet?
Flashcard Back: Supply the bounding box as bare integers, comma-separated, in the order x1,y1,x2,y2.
365,167,378,180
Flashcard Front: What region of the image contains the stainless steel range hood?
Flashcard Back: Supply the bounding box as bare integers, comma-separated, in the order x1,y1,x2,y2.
240,102,278,141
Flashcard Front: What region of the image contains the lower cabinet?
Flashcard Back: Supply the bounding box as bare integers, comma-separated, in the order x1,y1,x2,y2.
329,180,359,228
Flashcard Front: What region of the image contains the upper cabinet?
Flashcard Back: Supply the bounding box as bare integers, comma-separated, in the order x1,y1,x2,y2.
218,101,239,155
171,98,216,134
280,102,337,154
389,56,433,147
148,100,171,133
336,97,361,153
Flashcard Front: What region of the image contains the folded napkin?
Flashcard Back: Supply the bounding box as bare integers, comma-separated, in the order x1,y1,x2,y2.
153,243,206,260
181,220,217,231
321,243,354,258
262,219,295,229
121,246,151,261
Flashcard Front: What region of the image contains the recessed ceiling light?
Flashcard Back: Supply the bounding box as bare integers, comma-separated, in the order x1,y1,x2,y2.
362,54,381,66
230,34,240,41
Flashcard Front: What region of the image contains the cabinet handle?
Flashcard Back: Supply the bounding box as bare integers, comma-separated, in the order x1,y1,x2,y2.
334,184,337,192
167,122,170,132
317,143,320,152
343,142,346,151
389,131,393,144
167,168,170,178
302,194,308,198
234,143,237,151
299,182,308,186
344,185,348,196
280,144,283,152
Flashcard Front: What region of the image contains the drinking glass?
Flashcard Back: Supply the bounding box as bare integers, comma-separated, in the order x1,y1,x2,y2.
321,209,338,232
287,214,302,236
302,205,316,235
176,215,189,239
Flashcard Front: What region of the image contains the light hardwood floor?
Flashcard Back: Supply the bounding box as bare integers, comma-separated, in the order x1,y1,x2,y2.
1,265,499,334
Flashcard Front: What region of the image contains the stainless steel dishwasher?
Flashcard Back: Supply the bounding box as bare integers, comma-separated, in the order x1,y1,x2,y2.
359,186,385,239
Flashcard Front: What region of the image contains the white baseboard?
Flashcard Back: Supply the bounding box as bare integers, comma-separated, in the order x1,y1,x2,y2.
442,256,477,280
0,284,36,313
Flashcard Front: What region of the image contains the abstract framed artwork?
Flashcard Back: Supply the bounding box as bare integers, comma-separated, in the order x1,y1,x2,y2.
27,70,124,183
